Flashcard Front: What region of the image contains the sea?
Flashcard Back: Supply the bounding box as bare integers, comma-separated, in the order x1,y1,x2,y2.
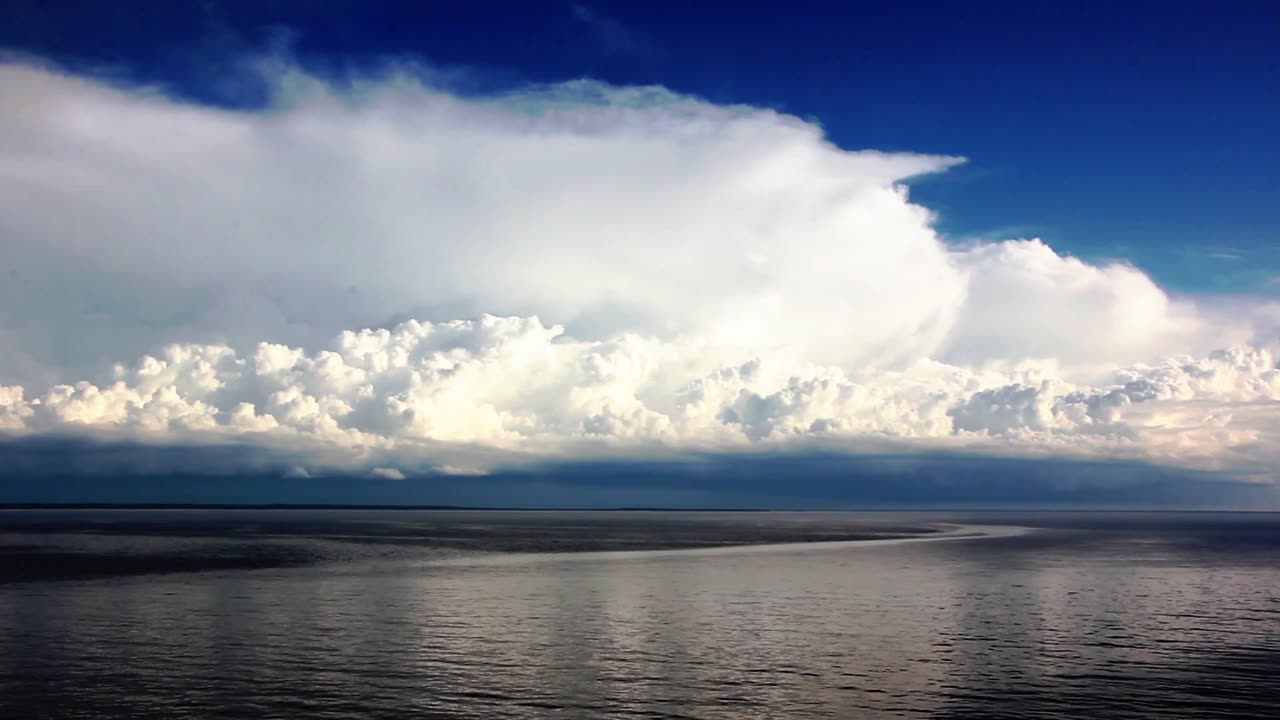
1,509,1277,719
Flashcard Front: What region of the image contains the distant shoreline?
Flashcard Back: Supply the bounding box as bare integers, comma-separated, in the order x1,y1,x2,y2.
0,503,766,512
0,504,1274,513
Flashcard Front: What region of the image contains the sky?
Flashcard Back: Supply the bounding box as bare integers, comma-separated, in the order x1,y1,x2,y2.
0,1,1277,507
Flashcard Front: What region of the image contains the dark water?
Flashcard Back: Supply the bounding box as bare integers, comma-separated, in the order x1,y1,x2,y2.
1,510,1277,719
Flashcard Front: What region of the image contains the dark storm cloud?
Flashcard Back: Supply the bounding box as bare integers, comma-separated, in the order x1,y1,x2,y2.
2,436,1273,509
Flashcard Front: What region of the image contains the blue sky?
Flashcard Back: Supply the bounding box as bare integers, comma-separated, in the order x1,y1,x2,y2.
1,2,1277,507
4,0,1276,294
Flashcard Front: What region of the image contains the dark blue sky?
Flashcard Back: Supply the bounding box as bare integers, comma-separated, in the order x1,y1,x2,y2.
3,0,1277,295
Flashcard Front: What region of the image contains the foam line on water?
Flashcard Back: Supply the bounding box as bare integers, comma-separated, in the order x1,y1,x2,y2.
419,523,1033,568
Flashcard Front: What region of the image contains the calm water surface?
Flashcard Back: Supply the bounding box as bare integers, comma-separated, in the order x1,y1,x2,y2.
1,510,1277,719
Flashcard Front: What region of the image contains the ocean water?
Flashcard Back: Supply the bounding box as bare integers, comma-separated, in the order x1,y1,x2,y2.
1,510,1277,719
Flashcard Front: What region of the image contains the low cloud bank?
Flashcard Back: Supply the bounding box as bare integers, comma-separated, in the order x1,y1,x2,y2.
0,315,1275,480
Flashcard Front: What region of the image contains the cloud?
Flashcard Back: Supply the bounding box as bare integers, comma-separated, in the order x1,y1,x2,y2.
0,59,972,383
4,437,1275,509
0,58,1276,483
571,5,664,59
0,315,1275,479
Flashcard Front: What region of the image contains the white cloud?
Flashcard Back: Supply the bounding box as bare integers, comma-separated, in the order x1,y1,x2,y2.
0,59,1276,480
941,240,1208,371
0,316,1274,478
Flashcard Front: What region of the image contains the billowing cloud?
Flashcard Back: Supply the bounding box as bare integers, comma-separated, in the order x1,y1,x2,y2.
0,315,1275,479
0,59,1276,481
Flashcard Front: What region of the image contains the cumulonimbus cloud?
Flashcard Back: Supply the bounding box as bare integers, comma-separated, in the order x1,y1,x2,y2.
0,59,1276,479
